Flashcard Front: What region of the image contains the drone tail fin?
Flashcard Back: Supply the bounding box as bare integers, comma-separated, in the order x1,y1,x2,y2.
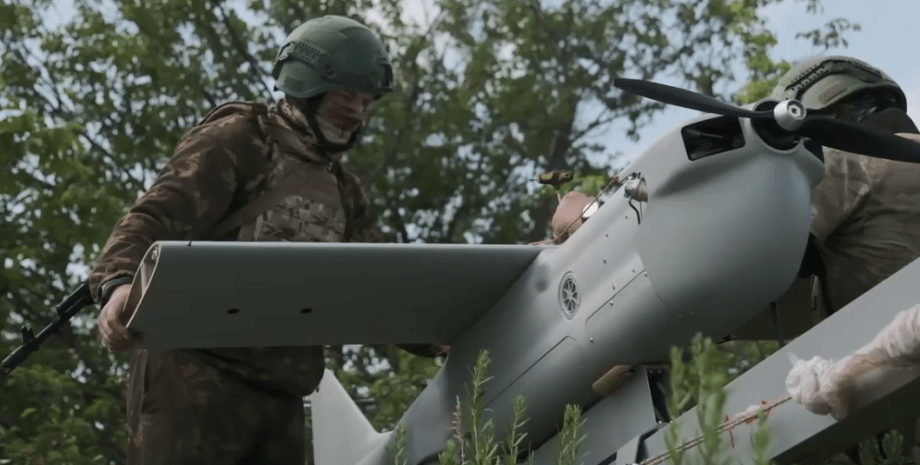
310,369,393,465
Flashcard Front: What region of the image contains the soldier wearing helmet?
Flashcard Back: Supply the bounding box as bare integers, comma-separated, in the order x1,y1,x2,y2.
770,55,920,317
90,16,442,464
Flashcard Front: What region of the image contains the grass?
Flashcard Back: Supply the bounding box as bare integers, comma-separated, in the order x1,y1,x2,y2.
391,334,912,465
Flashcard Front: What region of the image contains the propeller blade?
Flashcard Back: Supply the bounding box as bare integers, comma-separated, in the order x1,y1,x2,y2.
614,78,774,120
796,116,920,164
612,78,920,164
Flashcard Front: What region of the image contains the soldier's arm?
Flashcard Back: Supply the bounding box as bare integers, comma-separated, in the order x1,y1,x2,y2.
89,115,264,304
811,149,872,246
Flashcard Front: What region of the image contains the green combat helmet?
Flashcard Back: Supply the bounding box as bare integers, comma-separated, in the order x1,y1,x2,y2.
770,55,906,114
272,15,394,100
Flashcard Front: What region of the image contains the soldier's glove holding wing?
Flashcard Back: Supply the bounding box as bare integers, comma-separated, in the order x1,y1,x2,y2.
98,284,142,352
552,191,593,243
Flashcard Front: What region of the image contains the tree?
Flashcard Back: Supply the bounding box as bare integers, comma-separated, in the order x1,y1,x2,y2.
0,0,858,462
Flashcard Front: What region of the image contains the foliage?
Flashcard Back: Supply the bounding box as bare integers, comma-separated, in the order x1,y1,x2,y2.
393,422,409,465
554,405,586,465
394,341,913,465
429,350,579,465
0,0,863,462
664,334,776,465
400,341,784,465
734,5,861,104
663,335,915,465
666,335,728,465
853,430,907,465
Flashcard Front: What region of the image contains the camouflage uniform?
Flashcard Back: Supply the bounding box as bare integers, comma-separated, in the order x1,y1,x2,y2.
811,144,920,314
767,56,920,315
89,97,380,464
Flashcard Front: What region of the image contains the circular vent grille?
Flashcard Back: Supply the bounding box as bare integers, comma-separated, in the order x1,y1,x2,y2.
558,273,580,315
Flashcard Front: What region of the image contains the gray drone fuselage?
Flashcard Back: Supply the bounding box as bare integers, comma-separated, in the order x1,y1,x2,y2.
388,105,824,465
123,100,826,465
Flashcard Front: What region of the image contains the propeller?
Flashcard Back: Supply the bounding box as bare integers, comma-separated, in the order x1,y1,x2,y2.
614,79,774,121
613,78,920,163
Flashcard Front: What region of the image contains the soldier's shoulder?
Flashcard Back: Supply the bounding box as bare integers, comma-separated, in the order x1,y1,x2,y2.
187,101,269,147
822,148,868,172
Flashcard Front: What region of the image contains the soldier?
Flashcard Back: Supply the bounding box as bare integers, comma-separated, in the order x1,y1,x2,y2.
90,16,441,465
770,55,920,463
769,55,920,317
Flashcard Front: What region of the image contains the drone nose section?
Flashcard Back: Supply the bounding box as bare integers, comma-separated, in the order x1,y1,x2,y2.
636,127,824,324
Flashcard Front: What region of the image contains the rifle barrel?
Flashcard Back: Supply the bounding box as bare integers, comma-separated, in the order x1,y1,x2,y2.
1,282,93,380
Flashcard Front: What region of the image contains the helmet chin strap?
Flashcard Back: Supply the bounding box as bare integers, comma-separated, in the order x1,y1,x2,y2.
299,94,362,155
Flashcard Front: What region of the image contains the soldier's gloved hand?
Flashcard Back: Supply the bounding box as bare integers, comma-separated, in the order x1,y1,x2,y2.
551,191,593,242
98,284,142,352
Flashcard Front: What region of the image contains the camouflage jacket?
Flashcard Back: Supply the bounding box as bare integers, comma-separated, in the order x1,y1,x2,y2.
812,137,920,314
89,99,382,397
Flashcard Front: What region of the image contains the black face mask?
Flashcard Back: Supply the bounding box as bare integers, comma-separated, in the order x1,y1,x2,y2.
288,94,363,155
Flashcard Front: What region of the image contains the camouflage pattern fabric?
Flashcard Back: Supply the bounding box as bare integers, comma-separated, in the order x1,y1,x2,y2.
89,95,382,464
812,140,920,314
126,349,305,465
237,153,347,243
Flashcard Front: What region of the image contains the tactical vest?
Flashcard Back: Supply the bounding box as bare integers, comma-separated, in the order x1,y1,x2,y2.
199,102,368,242
186,101,367,397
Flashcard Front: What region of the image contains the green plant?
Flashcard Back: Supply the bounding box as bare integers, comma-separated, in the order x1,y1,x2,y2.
555,405,586,465
503,395,530,465
401,336,915,465
393,422,408,465
749,409,773,465
852,430,907,465
662,334,775,465
429,350,582,465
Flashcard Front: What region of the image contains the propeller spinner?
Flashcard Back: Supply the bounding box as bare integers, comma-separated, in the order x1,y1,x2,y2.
612,78,920,164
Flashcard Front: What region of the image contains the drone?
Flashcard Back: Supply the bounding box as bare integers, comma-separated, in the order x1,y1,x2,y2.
5,79,920,465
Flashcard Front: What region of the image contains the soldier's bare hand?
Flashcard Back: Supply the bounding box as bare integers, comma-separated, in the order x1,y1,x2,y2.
97,284,142,352
552,191,593,240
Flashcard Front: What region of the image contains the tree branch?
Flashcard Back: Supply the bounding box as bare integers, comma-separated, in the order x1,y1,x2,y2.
213,0,276,99
385,196,411,243
366,42,426,185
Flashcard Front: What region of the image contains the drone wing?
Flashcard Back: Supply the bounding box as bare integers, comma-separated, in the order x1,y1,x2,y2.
125,241,550,350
